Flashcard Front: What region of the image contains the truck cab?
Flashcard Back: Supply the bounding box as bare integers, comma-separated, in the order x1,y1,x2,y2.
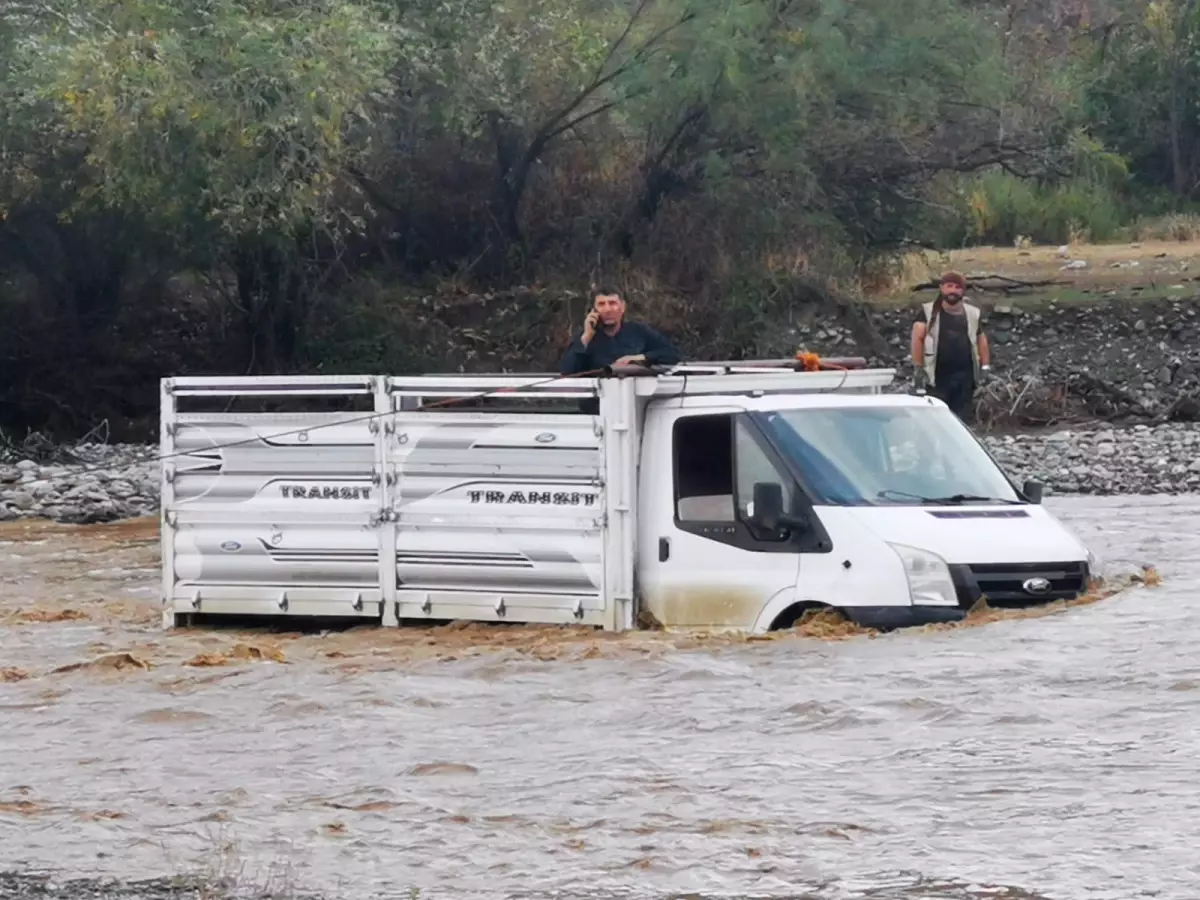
157,362,1094,632
637,391,1092,631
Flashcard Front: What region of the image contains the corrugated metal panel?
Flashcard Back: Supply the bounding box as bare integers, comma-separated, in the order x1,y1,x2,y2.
163,411,382,620
388,414,605,622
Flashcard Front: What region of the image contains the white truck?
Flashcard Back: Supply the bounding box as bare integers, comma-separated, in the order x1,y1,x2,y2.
158,360,1096,632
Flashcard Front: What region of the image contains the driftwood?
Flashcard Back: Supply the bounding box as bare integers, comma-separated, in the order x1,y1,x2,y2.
972,369,1165,429
1155,392,1200,424
0,425,109,465
1071,371,1143,411
913,273,1071,294
974,372,1071,428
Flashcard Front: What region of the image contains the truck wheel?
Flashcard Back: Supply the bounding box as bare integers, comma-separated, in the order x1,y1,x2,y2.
769,602,839,631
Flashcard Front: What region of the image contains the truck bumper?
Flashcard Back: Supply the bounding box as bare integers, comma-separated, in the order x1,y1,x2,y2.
844,605,966,630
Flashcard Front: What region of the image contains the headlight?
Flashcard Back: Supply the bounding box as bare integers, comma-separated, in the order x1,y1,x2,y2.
888,542,958,606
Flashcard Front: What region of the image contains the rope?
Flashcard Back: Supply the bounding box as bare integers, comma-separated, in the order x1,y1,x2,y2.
6,357,863,491
795,351,852,393
10,368,607,491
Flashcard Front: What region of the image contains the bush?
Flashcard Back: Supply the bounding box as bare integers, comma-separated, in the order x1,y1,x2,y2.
1119,212,1200,242
957,170,1126,246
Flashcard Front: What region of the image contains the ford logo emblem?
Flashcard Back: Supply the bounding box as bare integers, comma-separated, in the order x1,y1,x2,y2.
220,540,241,553
534,432,556,444
1022,577,1051,595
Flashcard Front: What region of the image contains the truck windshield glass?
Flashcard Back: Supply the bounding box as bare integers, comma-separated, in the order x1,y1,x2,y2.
762,406,1022,506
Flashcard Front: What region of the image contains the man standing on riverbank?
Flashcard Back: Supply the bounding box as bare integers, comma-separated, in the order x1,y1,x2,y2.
559,286,681,374
910,271,990,423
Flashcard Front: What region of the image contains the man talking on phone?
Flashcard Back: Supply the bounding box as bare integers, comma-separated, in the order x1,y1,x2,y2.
559,285,681,375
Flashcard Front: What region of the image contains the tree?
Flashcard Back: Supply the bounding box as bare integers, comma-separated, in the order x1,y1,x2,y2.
0,0,1161,437
616,0,1059,257
353,0,694,273
1086,0,1200,199
4,0,400,368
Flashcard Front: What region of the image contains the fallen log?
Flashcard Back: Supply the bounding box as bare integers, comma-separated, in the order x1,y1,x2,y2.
1153,392,1200,424
1069,371,1144,410
912,274,1072,293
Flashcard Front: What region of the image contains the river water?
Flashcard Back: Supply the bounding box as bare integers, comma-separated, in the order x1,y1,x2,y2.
0,496,1195,900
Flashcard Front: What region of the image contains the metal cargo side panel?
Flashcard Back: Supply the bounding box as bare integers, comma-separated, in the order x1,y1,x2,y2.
164,412,382,620
386,413,606,626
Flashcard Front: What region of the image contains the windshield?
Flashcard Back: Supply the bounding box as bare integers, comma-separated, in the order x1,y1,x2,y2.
760,405,1023,506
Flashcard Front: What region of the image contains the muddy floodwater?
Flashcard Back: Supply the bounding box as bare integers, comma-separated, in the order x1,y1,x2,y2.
0,497,1194,900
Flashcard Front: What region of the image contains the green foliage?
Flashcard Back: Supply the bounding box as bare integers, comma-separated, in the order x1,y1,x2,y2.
7,0,398,241
954,170,1125,246
1084,0,1200,199
939,127,1136,246
1,0,1192,436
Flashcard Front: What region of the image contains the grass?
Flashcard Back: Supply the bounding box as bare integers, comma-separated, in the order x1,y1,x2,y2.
866,236,1200,309
138,820,311,900
1120,212,1200,243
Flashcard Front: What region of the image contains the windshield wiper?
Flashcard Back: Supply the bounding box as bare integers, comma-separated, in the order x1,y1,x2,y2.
930,493,1023,506
877,490,1022,506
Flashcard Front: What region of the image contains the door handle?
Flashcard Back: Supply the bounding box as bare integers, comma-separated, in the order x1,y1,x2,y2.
658,537,670,562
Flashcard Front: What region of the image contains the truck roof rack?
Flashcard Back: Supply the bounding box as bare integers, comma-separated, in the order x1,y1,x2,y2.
635,363,894,398
666,356,868,373
162,359,896,403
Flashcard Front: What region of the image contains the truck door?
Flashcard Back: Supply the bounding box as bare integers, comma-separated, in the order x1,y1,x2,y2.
637,410,802,629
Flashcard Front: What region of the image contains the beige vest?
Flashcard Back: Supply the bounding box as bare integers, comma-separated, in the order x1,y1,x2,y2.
921,300,981,385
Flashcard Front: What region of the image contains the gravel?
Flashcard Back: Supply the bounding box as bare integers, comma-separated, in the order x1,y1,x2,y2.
982,423,1200,495
0,872,292,900
0,443,157,524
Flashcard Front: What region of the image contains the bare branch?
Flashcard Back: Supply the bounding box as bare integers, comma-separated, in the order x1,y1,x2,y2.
525,2,696,163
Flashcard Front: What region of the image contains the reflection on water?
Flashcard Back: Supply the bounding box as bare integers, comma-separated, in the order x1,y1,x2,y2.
0,497,1196,900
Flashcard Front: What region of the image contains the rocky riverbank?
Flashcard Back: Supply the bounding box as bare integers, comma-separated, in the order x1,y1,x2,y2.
0,873,206,900
0,872,319,900
4,290,1200,523
810,292,1200,426
987,423,1200,495
0,423,1197,524
0,443,157,524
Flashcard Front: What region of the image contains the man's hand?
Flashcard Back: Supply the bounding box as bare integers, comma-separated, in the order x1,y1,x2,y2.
581,310,600,346
912,368,928,391
613,354,646,366
975,364,995,390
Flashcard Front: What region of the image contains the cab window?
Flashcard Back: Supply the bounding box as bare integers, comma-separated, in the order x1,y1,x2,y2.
673,414,735,522
734,417,794,522
670,413,823,553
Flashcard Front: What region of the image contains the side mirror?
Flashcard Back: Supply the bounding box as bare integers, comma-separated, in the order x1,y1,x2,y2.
1023,479,1044,505
751,482,784,532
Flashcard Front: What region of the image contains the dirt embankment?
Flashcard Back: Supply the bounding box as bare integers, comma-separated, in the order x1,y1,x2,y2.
847,240,1200,428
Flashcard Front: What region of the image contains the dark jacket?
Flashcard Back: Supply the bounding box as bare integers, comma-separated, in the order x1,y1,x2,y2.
558,320,681,375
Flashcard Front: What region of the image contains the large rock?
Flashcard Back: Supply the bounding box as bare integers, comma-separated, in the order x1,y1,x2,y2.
0,441,157,524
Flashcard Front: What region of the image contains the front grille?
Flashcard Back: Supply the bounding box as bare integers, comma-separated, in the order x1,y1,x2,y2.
950,561,1090,609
